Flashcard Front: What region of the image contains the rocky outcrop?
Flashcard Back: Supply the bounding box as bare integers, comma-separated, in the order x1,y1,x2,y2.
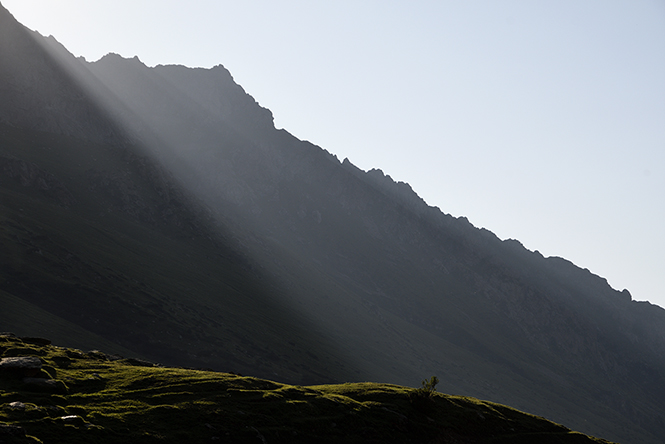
22,377,68,394
0,356,42,377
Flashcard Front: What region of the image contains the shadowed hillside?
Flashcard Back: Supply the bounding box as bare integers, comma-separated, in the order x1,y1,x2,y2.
0,334,616,444
0,3,663,443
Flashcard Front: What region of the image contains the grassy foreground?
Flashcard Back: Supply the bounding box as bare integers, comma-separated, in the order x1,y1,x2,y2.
0,334,614,443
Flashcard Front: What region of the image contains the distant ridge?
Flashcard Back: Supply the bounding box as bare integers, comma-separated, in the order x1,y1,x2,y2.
0,3,663,443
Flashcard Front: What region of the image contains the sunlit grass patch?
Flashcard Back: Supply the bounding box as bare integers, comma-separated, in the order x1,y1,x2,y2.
0,335,615,443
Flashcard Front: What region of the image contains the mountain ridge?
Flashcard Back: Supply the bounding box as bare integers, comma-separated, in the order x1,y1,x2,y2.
1,3,663,443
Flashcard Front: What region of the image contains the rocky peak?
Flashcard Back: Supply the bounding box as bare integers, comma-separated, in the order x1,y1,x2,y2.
0,6,125,145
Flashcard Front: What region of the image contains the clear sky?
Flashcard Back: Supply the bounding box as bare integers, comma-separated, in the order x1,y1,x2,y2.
4,1,665,307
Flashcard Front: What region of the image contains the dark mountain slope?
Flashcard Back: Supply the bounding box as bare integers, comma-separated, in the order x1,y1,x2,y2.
0,122,361,385
0,3,663,443
0,5,358,384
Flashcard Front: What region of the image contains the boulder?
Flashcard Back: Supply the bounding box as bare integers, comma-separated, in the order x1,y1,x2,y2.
20,337,52,346
0,424,26,437
8,401,26,410
0,356,42,377
22,377,68,394
59,415,85,426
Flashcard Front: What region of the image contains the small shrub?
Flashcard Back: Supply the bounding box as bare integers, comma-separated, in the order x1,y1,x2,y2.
410,376,439,412
415,376,438,398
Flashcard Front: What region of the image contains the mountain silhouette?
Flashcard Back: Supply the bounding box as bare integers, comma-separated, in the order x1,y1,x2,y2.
0,3,663,443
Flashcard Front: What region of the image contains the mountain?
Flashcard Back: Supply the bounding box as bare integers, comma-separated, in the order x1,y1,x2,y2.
0,3,663,443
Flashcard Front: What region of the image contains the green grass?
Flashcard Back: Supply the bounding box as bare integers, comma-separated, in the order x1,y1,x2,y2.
0,335,615,444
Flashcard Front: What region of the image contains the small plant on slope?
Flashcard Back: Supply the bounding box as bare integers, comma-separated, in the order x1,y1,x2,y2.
416,376,439,398
410,376,439,412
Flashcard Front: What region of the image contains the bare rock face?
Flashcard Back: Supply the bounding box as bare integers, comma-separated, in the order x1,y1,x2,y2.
0,155,76,206
0,356,42,377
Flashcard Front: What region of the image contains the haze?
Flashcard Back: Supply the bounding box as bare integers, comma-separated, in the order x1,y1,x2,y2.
5,0,664,307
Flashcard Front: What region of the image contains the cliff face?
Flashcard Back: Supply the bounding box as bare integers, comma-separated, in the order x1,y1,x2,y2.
0,3,663,443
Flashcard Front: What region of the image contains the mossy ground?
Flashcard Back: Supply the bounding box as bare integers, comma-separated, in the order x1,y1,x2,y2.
0,335,614,443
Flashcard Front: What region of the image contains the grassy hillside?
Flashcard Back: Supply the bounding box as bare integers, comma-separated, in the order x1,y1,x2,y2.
0,334,615,444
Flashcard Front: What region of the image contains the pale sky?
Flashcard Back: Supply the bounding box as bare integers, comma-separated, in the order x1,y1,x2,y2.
4,1,665,307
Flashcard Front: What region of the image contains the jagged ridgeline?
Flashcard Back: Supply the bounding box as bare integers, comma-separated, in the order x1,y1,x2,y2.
0,2,663,444
0,334,616,443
